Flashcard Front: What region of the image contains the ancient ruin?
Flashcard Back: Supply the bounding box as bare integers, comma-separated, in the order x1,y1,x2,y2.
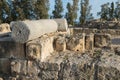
0,19,120,80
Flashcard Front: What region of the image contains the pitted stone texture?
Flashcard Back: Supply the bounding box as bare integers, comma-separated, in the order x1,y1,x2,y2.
0,58,10,75
0,78,3,80
27,61,40,76
94,33,111,48
114,47,120,56
17,76,40,80
0,41,25,59
85,34,94,52
39,62,59,71
27,35,54,62
54,36,66,52
41,71,58,80
11,60,27,75
54,19,68,32
0,23,11,33
66,33,85,53
26,43,41,60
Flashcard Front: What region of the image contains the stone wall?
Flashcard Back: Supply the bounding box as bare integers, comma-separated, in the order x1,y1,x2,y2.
69,28,120,37
0,31,114,80
80,21,120,29
0,22,120,80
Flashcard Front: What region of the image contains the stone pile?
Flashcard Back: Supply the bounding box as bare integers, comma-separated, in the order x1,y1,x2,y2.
0,20,119,80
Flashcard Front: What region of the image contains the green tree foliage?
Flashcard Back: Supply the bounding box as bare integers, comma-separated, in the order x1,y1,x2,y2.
65,2,73,25
109,2,114,19
65,0,79,25
52,0,63,18
11,0,25,21
114,2,120,19
72,0,79,23
0,0,10,23
98,1,120,21
34,0,49,19
79,0,93,24
97,3,110,20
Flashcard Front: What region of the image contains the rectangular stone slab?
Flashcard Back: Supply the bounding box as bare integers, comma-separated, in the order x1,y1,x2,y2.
0,58,11,75
0,41,25,59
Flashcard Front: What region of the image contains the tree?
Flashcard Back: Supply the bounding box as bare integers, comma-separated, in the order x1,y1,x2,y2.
97,3,110,20
52,0,63,18
0,0,11,23
65,2,73,25
65,0,79,26
34,0,49,19
114,1,120,20
72,0,79,23
79,0,93,24
0,1,3,23
11,0,25,21
21,0,36,19
109,2,114,19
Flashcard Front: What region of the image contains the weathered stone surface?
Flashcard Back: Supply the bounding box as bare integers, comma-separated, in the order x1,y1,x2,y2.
66,33,85,53
54,19,68,32
17,76,40,80
54,36,66,52
94,33,111,48
85,34,94,51
0,23,11,33
26,43,41,60
10,20,58,43
0,32,11,38
11,60,27,75
0,58,10,75
8,77,16,80
0,78,3,80
39,62,59,71
0,41,25,59
41,71,58,80
115,47,120,56
27,35,54,62
27,61,40,76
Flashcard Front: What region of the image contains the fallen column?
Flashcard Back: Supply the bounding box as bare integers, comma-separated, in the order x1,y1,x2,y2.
10,19,58,43
53,19,68,32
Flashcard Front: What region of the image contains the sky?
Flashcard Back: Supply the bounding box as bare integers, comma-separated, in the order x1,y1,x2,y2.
49,0,119,19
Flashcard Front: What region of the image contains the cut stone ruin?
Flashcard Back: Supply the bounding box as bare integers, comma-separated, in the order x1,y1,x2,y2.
10,19,68,43
0,19,120,80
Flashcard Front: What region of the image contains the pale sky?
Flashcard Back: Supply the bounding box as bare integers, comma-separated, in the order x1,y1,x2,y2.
49,0,119,19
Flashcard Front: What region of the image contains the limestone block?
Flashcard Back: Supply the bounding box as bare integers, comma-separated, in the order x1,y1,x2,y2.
10,20,58,43
0,37,13,41
0,58,10,75
27,35,54,62
54,36,66,52
42,71,58,80
0,32,11,38
11,60,27,75
85,34,94,51
66,33,85,53
54,19,68,32
94,33,111,48
0,78,3,80
26,43,41,60
0,23,11,33
27,61,40,76
114,47,120,56
18,76,40,80
8,77,16,80
0,41,25,59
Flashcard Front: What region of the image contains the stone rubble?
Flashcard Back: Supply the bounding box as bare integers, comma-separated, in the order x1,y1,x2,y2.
0,22,120,80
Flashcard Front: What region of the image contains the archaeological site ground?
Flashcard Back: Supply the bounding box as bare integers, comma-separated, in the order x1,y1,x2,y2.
0,19,120,80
